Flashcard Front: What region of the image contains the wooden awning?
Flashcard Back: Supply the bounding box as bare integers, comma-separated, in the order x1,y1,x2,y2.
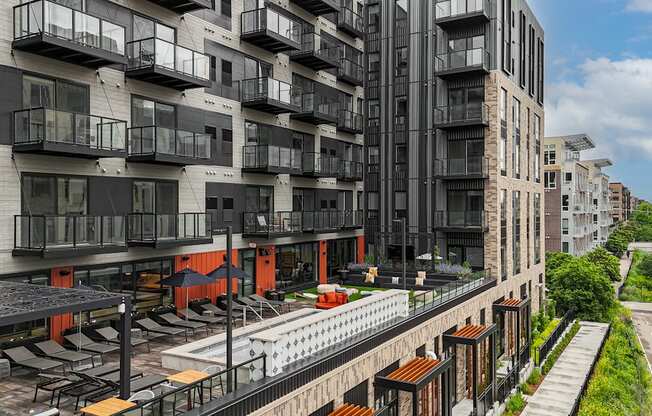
493,297,531,312
444,324,496,346
328,404,373,416
375,356,453,393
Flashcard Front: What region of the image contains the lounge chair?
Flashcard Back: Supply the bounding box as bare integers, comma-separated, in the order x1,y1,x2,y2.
249,294,290,311
85,374,167,405
94,327,152,353
57,367,144,409
3,346,64,375
136,318,186,341
236,296,280,315
34,340,96,370
178,308,226,328
64,333,119,363
35,363,119,405
158,313,209,336
200,302,244,318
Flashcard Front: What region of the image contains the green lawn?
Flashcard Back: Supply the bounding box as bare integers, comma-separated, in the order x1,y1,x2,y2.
285,285,388,302
620,251,652,302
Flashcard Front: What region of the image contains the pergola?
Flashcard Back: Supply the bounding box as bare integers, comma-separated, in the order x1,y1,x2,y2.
375,356,454,416
0,281,133,398
328,403,374,416
493,297,531,370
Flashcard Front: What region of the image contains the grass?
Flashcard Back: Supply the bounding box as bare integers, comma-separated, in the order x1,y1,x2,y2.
285,285,388,302
620,250,652,302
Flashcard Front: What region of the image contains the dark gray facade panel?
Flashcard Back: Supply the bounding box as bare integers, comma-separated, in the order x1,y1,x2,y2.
88,177,133,216
205,182,247,233
0,65,22,145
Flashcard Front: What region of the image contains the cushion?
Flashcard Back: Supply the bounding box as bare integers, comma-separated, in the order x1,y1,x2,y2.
318,295,327,303
317,284,336,294
364,273,375,284
369,267,378,277
392,276,400,285
325,292,338,303
417,271,426,279
415,276,425,286
335,293,348,304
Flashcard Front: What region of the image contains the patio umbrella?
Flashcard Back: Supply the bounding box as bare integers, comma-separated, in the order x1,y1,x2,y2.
160,268,215,320
207,263,249,280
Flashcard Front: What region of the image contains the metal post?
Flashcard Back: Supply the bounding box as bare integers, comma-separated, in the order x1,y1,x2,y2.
226,226,233,393
402,218,407,290
118,297,132,400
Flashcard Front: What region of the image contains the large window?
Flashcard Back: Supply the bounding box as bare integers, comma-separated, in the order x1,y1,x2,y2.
132,180,177,214
544,172,557,189
23,74,89,113
543,144,556,165
275,242,318,289
22,174,87,215
132,97,175,128
501,189,507,280
534,193,541,264
327,238,357,278
500,89,508,176
245,186,273,212
513,190,521,275
534,115,541,182
512,97,521,179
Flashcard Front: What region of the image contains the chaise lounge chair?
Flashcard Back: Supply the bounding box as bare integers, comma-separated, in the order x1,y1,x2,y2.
249,294,291,312
3,346,64,375
158,313,209,336
33,341,96,370
136,318,186,341
178,308,226,328
94,327,152,353
64,333,119,363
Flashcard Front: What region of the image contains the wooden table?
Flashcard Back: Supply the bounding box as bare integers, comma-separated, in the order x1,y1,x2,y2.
167,369,210,410
80,397,135,416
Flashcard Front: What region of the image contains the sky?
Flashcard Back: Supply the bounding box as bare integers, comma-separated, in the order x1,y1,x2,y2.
528,0,652,200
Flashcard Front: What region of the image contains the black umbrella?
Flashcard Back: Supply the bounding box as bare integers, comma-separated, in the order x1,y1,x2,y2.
160,268,215,319
207,263,249,280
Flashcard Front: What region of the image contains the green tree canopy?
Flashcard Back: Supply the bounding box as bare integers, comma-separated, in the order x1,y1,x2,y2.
637,254,652,278
584,246,621,282
545,251,573,277
548,257,615,322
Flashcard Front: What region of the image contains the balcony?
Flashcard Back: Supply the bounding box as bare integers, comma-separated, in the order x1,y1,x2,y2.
291,93,339,125
13,215,127,258
342,210,364,229
13,108,126,158
242,145,303,175
302,153,340,177
338,160,364,182
433,211,487,232
434,0,490,30
337,6,364,38
146,0,211,14
127,126,211,165
434,104,489,130
13,1,126,68
435,48,490,79
240,7,301,53
126,38,210,90
337,58,364,86
291,0,338,16
434,157,489,180
127,213,212,248
302,210,341,232
288,33,340,71
243,212,302,238
241,77,302,114
337,110,363,134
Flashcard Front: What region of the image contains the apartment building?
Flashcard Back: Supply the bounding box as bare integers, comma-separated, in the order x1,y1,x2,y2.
610,182,631,223
0,0,366,340
586,159,614,246
543,134,606,255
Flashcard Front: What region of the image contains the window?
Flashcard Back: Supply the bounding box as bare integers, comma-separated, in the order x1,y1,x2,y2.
519,11,526,87
500,88,507,121
500,189,508,280
221,0,231,17
564,172,572,183
562,241,569,253
562,218,569,235
562,195,569,211
221,60,232,87
513,191,521,275
544,145,556,165
132,97,175,128
22,174,88,215
23,74,89,113
209,56,217,81
222,128,233,154
537,38,544,104
502,0,513,74
245,186,273,213
534,193,541,263
534,115,541,182
512,97,521,179
529,25,535,95
544,172,557,189
500,89,508,176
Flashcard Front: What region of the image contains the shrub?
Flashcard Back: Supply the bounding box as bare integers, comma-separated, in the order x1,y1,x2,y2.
620,251,652,302
527,368,543,386
637,253,652,278
520,382,534,395
531,318,561,365
542,321,580,375
584,246,621,282
504,391,527,416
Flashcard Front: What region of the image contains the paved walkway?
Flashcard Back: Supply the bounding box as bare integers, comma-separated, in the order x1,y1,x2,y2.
614,253,633,294
521,321,610,416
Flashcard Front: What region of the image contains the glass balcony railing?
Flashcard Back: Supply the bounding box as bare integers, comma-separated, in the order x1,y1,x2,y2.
302,152,340,176
296,93,339,118
289,32,340,64
243,212,302,236
14,215,126,253
434,157,489,178
337,6,364,37
302,210,340,231
13,0,125,56
127,213,211,243
337,110,363,133
14,107,126,151
339,160,364,181
435,0,490,21
241,7,301,44
435,48,490,73
241,77,302,107
127,37,209,81
338,57,364,85
434,103,489,127
242,144,302,172
128,126,211,160
434,211,486,229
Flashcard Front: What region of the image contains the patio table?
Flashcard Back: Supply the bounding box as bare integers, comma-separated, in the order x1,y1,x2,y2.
167,369,210,409
80,397,135,416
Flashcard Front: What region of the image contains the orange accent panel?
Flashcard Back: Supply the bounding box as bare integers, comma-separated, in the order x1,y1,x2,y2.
356,235,365,263
50,267,73,343
319,240,328,284
255,246,276,295
173,250,239,309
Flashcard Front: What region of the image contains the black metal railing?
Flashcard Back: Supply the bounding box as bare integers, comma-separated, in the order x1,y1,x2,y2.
127,213,211,243
434,0,490,21
496,364,518,404
242,145,302,172
434,103,489,126
243,212,302,235
433,210,486,229
13,107,126,151
519,345,530,370
410,272,492,314
127,37,209,80
302,210,340,231
240,77,301,106
14,215,126,251
241,7,301,43
302,152,340,176
434,157,489,177
435,48,490,73
114,354,266,415
13,0,125,56
476,385,494,416
128,126,211,159
338,57,364,83
341,210,364,228
534,309,576,366
337,110,363,133
295,92,339,118
337,6,364,35
338,160,363,181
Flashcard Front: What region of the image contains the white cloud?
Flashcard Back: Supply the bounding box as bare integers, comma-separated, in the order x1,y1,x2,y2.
626,0,652,12
546,57,652,160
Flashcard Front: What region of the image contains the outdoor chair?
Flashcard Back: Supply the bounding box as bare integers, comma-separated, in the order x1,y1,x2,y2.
3,346,64,375
178,308,226,329
35,363,119,406
64,333,119,363
201,365,225,399
158,313,210,337
94,326,152,353
136,318,187,342
85,374,167,405
200,303,244,318
34,340,96,370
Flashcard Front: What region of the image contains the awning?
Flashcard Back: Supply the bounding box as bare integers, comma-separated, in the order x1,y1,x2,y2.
492,297,531,313
375,356,453,393
328,403,373,416
443,324,497,346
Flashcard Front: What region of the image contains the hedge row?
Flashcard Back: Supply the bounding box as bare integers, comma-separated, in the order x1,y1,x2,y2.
542,320,580,375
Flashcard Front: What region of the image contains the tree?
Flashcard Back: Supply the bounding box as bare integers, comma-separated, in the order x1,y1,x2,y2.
584,246,621,282
548,257,615,323
546,251,573,277
637,254,652,278
605,226,633,257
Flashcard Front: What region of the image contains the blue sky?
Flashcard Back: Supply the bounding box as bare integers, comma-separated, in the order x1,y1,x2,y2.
529,0,652,200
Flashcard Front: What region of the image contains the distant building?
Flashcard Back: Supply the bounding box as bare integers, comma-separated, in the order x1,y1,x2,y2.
610,182,632,223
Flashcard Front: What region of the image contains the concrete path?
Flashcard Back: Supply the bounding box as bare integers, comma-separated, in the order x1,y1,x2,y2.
614,253,633,294
621,302,652,373
521,322,609,416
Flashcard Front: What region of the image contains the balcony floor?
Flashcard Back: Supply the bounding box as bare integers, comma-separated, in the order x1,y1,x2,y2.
12,35,127,69
435,12,490,30
127,236,213,249
148,0,212,14
290,112,338,125
240,31,300,54
125,66,211,91
336,23,363,39
12,244,128,259
242,99,301,115
127,153,211,166
435,119,489,131
289,52,339,71
337,72,364,87
13,141,127,159
291,0,338,15
436,65,490,80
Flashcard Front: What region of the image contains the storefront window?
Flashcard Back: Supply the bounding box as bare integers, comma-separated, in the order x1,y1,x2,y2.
0,272,50,345
275,242,318,289
327,238,357,278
